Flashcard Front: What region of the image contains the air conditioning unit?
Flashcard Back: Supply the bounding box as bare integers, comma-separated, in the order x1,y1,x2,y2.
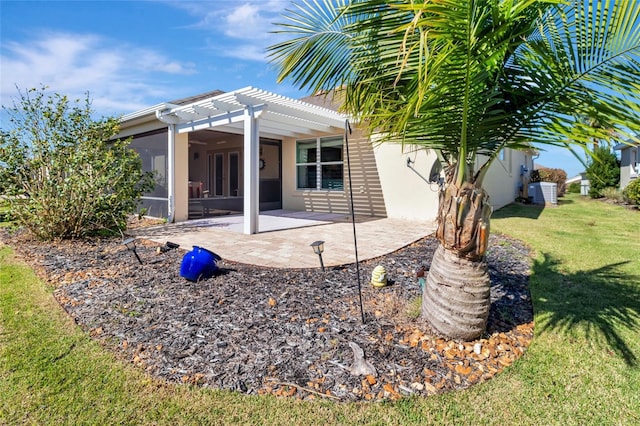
528,182,557,205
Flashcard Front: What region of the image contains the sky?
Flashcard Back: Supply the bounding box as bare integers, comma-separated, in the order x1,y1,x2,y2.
0,0,586,177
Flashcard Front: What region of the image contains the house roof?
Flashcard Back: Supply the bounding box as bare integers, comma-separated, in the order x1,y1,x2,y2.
614,140,640,150
121,86,348,139
168,90,225,106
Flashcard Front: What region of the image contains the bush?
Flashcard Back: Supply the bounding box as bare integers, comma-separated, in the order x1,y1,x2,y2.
0,87,154,240
622,179,640,206
537,168,567,196
601,187,624,203
529,169,541,183
567,182,581,193
586,145,620,198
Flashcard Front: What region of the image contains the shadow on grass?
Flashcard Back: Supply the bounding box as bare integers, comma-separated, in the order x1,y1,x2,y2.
493,202,545,220
532,253,640,367
494,196,576,221
557,197,575,206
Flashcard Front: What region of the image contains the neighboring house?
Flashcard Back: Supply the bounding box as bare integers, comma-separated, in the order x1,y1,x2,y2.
614,141,640,190
117,87,535,234
566,173,590,196
565,174,581,187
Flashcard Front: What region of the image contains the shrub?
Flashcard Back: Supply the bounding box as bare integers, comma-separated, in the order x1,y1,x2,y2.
0,87,154,240
622,179,640,206
529,169,541,183
586,145,620,198
601,187,624,203
537,168,567,196
567,182,581,193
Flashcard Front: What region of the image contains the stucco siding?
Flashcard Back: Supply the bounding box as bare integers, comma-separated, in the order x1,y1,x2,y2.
480,149,532,210
372,143,440,221
618,145,639,189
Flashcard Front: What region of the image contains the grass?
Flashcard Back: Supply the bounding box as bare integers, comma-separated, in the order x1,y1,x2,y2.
1,193,639,425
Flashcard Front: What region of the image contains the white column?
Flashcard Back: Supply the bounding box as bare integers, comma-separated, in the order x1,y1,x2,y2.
243,105,260,234
167,124,175,223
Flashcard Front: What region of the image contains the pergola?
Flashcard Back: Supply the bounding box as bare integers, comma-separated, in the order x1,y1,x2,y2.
152,86,347,234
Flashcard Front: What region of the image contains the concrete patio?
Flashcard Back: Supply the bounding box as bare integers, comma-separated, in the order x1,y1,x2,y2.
131,210,436,268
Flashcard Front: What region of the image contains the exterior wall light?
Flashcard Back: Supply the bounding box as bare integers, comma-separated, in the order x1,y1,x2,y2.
123,237,143,265
310,240,325,272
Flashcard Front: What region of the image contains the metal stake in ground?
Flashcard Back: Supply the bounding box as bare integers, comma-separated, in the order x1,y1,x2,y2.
344,119,365,324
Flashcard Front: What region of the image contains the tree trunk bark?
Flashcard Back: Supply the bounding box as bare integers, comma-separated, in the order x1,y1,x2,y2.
421,244,490,340
421,178,492,340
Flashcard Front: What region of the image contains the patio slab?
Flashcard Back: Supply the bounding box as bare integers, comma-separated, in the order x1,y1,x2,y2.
131,212,436,268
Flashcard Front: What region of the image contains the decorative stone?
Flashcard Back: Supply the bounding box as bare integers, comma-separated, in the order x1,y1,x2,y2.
474,343,482,355
348,342,377,377
370,265,387,287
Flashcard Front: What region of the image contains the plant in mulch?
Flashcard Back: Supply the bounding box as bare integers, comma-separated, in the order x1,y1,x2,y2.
622,179,640,206
0,87,154,240
601,187,625,203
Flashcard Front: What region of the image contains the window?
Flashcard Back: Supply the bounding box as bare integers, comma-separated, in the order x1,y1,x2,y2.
498,148,512,173
129,129,168,198
296,136,344,190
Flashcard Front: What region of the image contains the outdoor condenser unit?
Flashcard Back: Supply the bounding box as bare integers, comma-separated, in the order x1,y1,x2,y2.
528,182,557,205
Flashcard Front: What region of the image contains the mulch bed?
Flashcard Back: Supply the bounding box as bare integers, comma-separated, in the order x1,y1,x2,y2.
1,228,534,402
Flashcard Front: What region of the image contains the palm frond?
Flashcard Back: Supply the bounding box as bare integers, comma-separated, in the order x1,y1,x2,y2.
507,0,640,147
268,0,354,93
269,0,640,182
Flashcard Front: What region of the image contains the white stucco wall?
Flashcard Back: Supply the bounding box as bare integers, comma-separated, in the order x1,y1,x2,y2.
480,149,532,210
372,143,440,221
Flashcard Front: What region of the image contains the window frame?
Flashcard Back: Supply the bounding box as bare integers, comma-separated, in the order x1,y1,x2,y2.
296,136,344,191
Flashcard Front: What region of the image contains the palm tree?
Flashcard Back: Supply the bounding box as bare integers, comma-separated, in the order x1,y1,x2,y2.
268,0,640,340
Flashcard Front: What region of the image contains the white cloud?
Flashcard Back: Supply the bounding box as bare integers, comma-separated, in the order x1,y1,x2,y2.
213,42,268,62
0,31,196,117
164,0,289,61
223,3,271,40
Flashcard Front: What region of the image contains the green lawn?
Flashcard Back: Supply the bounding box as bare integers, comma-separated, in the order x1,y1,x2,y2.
1,193,639,425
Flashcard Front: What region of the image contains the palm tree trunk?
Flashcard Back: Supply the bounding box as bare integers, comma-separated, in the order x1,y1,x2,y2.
421,244,490,340
421,179,492,340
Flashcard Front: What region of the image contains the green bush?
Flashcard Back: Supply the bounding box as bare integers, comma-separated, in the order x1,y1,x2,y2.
0,87,154,240
567,182,581,193
622,179,640,205
586,145,620,198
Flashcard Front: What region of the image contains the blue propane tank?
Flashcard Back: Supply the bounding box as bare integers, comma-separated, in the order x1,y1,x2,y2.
180,246,221,281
